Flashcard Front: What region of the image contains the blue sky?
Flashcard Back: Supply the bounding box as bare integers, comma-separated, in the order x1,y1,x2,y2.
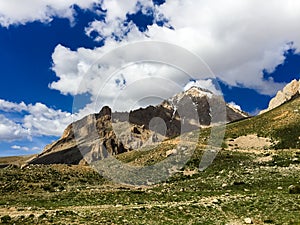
0,0,300,156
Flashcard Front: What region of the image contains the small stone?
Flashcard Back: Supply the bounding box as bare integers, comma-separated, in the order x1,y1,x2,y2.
178,206,183,210
212,199,219,204
277,186,283,190
222,183,228,188
244,218,252,224
166,149,177,157
288,184,300,194
292,158,299,163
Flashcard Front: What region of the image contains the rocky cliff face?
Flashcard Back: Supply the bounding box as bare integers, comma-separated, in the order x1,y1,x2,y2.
28,87,248,165
260,79,300,114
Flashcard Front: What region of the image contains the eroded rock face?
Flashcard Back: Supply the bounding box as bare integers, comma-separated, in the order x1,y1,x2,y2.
28,87,248,165
260,79,300,114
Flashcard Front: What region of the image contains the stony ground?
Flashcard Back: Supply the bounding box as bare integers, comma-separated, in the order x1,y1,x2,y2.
0,149,300,225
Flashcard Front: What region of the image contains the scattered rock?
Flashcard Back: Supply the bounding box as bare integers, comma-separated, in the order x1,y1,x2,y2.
166,149,177,157
183,169,198,176
292,158,299,163
222,183,228,188
244,218,252,224
228,135,273,150
288,185,300,194
212,199,220,204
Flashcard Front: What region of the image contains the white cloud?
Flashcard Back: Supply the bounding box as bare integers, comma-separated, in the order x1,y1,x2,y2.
51,0,300,107
87,0,139,41
0,99,75,141
11,145,29,151
149,0,300,93
0,99,27,112
85,0,161,42
51,42,216,112
0,0,101,27
24,102,73,137
2,0,300,135
0,115,30,141
31,147,41,151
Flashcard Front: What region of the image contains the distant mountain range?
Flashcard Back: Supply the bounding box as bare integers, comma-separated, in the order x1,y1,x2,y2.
28,86,248,165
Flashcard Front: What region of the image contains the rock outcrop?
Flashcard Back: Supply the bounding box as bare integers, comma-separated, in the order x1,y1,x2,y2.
260,79,300,114
28,87,248,165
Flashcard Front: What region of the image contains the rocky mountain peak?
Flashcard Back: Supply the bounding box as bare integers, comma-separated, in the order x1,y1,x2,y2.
166,86,214,105
260,79,300,114
28,87,249,165
184,86,214,97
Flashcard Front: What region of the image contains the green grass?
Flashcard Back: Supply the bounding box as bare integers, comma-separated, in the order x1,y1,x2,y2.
0,150,300,224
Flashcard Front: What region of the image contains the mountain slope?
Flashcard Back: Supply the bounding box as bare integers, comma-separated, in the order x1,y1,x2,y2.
225,95,300,149
28,87,247,165
112,93,300,169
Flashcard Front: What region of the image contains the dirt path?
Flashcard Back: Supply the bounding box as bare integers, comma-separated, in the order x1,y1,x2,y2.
0,194,246,218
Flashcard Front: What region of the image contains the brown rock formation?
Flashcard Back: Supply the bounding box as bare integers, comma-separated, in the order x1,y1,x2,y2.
260,79,300,114
28,87,248,165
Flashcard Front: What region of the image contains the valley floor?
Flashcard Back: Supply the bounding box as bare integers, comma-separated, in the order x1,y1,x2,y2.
0,149,300,225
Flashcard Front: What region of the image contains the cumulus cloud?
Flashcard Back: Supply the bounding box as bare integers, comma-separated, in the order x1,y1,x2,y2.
0,99,74,141
23,103,74,137
31,147,41,151
0,115,30,141
11,145,21,149
51,41,217,112
11,145,30,151
85,0,164,42
50,0,300,108
147,0,300,94
0,0,101,27
0,99,27,112
2,0,300,129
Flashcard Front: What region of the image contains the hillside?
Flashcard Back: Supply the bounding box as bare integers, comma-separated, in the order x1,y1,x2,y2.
225,95,300,149
104,93,300,172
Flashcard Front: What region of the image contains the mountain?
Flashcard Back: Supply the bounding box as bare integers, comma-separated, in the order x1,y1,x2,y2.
28,87,248,165
260,79,300,114
109,83,300,170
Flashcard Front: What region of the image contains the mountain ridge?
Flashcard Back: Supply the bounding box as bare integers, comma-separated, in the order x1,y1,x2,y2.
27,86,248,165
